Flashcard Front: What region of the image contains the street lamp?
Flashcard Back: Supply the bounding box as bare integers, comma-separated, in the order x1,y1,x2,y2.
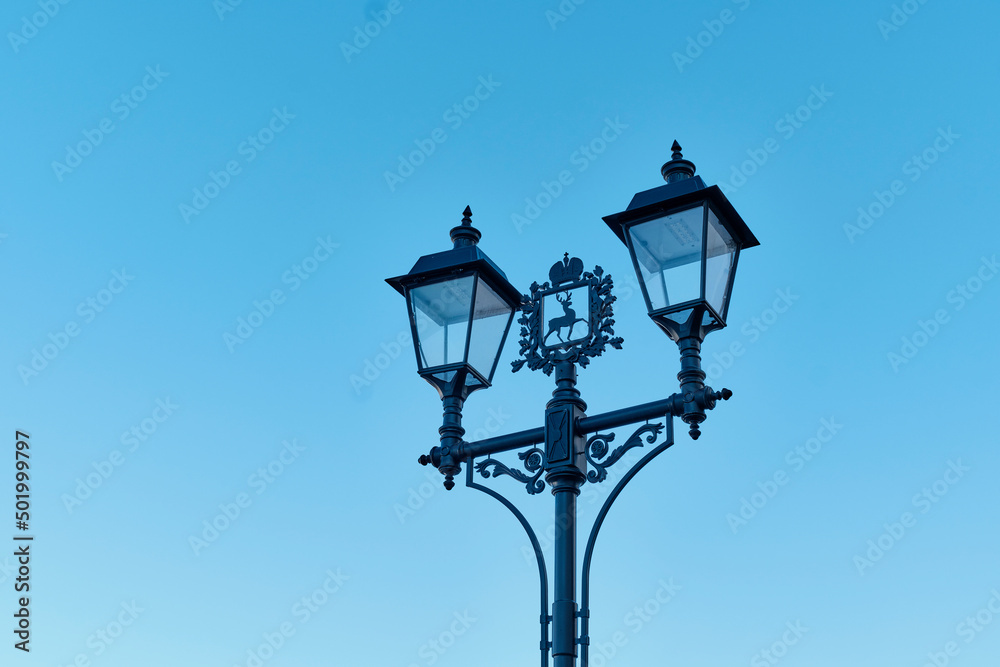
388,143,759,666
386,206,522,489
603,141,759,438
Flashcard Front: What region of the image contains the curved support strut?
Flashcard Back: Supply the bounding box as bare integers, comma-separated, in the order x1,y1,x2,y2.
465,463,551,667
579,418,675,667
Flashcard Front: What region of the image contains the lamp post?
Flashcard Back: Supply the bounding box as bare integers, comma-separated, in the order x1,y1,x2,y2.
388,143,759,666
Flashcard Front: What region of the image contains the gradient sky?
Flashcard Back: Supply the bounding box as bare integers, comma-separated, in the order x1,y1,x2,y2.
2,1,999,666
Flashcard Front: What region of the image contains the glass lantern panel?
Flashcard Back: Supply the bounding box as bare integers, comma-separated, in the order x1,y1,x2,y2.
704,208,737,318
628,205,705,312
465,373,485,392
667,307,695,328
429,370,458,385
468,278,514,381
409,276,475,370
426,368,484,391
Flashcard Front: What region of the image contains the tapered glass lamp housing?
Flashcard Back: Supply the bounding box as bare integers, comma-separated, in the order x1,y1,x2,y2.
604,142,759,341
386,207,522,399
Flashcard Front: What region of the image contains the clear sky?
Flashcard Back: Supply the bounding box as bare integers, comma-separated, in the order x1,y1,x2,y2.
2,0,999,665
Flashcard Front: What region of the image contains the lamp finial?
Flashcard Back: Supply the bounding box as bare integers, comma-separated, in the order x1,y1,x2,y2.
661,140,696,184
450,205,482,247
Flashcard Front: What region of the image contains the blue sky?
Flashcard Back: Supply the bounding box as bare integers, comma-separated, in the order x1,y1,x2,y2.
2,0,999,665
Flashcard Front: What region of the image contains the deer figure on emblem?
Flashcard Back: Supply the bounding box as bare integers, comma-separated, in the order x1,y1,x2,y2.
544,291,587,344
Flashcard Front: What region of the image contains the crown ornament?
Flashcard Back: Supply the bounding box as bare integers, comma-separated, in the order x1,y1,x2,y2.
548,253,585,286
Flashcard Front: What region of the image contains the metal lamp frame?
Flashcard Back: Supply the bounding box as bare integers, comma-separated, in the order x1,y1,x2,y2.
393,144,759,666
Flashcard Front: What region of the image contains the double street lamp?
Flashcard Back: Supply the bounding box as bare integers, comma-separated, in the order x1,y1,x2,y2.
387,143,759,666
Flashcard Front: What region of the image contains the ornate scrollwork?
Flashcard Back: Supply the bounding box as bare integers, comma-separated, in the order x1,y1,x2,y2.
585,422,663,483
512,255,624,376
475,447,546,495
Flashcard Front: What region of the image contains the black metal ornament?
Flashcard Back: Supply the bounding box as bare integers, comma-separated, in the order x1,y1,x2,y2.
511,254,624,376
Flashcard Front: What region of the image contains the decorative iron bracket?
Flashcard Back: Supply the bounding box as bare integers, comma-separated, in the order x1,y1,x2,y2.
585,422,664,484
474,447,547,495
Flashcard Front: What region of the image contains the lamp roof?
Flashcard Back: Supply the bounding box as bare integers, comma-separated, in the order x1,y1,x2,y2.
385,207,523,308
603,141,759,250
